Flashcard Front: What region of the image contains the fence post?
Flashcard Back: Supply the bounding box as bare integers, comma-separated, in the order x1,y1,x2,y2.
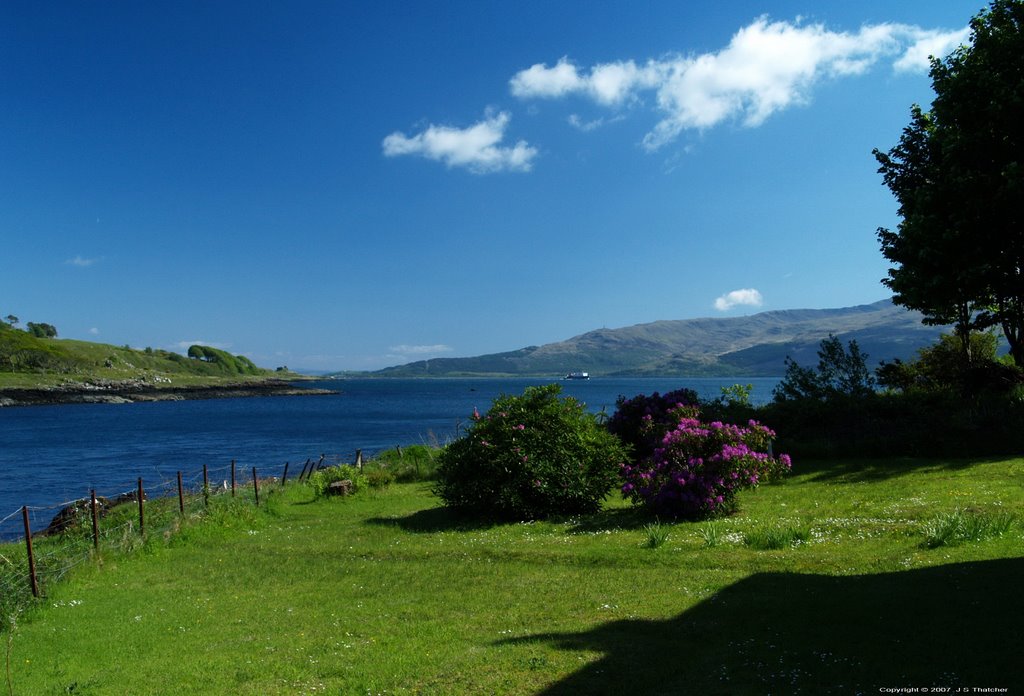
252,467,260,506
317,454,325,472
90,489,100,551
299,458,311,482
137,477,145,537
281,462,290,486
177,471,185,515
231,459,236,497
203,464,210,506
22,506,39,598
355,449,363,473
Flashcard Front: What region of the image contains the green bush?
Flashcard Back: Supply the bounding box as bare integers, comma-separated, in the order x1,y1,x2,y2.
307,465,367,499
434,384,629,520
371,444,440,482
365,469,395,489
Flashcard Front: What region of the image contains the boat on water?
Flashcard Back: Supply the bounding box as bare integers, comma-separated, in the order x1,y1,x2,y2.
564,371,590,380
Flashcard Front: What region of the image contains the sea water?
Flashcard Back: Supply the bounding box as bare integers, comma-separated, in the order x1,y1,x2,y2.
0,376,778,532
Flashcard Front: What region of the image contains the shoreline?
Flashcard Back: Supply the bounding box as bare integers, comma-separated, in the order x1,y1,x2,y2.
0,379,337,407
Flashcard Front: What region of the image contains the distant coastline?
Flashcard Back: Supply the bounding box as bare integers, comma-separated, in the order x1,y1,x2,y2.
0,379,336,408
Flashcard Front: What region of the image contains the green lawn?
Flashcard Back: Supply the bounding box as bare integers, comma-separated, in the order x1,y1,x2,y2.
5,457,1023,695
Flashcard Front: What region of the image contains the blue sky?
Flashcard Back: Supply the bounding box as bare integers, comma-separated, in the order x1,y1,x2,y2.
1,1,980,371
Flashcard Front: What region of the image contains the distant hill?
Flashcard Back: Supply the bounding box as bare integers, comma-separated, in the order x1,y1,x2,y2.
371,299,947,378
0,323,279,387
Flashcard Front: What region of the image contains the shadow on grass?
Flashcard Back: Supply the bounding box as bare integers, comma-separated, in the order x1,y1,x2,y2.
792,456,1010,484
500,557,1024,695
365,506,499,533
366,504,661,535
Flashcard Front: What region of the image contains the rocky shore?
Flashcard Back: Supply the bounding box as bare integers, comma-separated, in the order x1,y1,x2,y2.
0,378,337,407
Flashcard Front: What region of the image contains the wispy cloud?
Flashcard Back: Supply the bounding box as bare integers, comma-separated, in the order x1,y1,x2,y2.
388,344,454,357
88,327,100,335
714,288,764,312
382,111,537,173
511,18,969,149
65,255,100,267
567,113,625,132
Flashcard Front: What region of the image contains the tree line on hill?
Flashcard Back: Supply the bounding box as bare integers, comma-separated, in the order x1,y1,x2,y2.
1,313,267,379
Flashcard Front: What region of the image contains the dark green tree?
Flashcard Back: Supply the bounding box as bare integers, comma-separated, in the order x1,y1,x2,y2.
26,322,58,338
874,0,1024,366
773,335,875,402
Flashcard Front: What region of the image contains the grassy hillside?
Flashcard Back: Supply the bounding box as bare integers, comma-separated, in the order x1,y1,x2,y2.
0,323,279,388
4,456,1022,694
372,299,947,378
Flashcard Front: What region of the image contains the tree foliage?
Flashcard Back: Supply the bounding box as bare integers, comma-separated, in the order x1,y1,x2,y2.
874,0,1024,366
773,335,875,402
26,322,58,338
185,344,262,375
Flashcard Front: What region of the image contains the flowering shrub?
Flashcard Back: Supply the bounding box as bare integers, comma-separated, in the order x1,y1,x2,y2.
620,414,791,519
434,384,628,519
606,388,700,460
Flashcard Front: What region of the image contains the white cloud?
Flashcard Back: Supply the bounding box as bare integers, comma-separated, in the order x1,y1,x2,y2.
510,17,969,150
388,344,454,356
88,327,100,335
65,255,99,267
382,111,537,173
893,26,970,73
714,288,764,311
509,57,583,98
567,114,625,132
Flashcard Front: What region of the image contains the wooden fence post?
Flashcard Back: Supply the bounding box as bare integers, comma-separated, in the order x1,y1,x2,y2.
177,471,185,515
355,449,363,473
231,459,236,497
252,467,260,507
203,464,210,506
298,458,311,482
90,489,100,550
22,506,39,598
137,477,145,537
281,461,290,486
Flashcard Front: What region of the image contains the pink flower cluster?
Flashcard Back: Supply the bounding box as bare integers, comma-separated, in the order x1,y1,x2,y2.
621,415,791,519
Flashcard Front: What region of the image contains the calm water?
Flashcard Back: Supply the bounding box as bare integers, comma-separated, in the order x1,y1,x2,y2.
0,377,778,532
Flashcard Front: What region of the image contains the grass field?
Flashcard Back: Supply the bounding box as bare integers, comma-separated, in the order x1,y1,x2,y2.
4,456,1023,695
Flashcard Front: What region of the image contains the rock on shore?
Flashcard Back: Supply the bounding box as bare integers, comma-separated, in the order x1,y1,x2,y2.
0,378,336,407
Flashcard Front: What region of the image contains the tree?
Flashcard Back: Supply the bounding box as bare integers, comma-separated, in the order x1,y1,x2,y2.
874,0,1024,367
3,315,18,327
877,331,1002,393
773,335,875,402
26,322,58,338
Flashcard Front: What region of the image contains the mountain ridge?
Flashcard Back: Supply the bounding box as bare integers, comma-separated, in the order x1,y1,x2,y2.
368,299,946,378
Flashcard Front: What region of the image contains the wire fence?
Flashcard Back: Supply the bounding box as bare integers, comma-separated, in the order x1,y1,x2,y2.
0,451,369,623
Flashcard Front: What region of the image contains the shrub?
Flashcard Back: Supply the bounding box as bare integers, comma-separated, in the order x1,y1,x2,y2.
372,444,440,482
307,465,367,499
621,414,791,519
434,384,629,520
605,388,700,461
365,469,395,489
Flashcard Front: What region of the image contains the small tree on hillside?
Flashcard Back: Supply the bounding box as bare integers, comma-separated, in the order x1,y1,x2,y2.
26,322,58,338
